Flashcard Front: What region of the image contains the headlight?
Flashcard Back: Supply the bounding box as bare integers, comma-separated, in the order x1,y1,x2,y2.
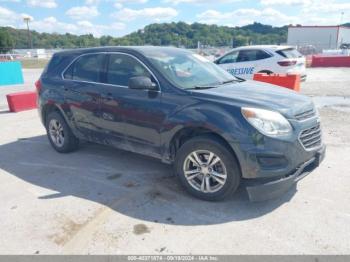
241,107,292,137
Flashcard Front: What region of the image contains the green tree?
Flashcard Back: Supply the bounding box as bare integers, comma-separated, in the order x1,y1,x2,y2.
232,35,249,47
0,21,292,50
0,28,14,53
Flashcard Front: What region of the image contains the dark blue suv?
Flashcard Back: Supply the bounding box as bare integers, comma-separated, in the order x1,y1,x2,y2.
37,46,325,201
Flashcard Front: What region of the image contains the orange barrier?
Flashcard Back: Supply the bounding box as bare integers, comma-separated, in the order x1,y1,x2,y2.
253,73,301,92
6,91,37,112
305,55,313,68
311,55,350,67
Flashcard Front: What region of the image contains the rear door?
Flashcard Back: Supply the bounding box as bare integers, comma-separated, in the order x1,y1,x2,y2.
62,53,107,140
217,49,272,79
99,52,164,158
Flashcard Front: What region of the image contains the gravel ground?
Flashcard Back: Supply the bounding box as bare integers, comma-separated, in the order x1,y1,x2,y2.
302,67,350,97
0,68,349,254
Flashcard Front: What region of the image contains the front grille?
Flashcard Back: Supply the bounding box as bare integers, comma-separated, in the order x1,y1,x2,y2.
299,124,322,150
295,108,316,121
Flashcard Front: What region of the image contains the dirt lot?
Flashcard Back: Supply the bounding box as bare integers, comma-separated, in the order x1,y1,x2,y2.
0,68,349,254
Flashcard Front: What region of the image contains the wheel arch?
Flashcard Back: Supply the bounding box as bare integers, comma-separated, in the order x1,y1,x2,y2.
41,103,74,132
41,103,61,126
257,70,273,75
167,126,242,175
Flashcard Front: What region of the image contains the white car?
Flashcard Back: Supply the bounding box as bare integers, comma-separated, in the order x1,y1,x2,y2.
214,45,307,81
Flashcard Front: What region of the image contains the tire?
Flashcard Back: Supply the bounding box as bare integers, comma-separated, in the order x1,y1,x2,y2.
174,136,240,201
258,70,273,75
46,111,79,153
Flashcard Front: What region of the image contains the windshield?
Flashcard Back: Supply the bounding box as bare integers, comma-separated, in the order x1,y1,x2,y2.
142,48,238,89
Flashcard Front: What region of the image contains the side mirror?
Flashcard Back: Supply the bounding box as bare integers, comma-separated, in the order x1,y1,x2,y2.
128,76,157,90
213,59,219,64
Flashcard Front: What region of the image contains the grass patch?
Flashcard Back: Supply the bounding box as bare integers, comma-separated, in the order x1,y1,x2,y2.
19,59,49,69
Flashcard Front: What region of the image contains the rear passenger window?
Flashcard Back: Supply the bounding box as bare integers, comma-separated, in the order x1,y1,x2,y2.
106,54,152,86
64,54,105,82
256,50,271,60
63,63,74,79
237,50,271,62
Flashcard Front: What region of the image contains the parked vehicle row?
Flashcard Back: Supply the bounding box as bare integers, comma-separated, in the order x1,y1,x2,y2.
37,46,324,201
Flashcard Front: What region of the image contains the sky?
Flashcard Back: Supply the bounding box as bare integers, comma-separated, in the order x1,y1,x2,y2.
0,0,350,37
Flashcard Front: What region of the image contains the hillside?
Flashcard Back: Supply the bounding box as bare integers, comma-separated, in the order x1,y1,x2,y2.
0,22,288,50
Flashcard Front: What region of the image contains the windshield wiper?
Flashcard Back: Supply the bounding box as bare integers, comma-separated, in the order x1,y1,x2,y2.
221,78,244,85
187,79,242,90
193,85,217,89
222,79,237,84
186,84,219,90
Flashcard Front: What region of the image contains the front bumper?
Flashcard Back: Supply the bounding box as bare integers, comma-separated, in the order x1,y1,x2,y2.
246,145,326,201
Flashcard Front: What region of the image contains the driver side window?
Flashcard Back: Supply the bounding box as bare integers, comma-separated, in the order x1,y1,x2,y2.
217,51,239,64
106,53,153,87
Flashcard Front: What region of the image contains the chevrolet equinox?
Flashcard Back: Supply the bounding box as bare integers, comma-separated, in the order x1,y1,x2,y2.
37,46,326,201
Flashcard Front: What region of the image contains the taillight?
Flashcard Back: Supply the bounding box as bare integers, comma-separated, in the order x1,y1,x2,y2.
278,60,297,66
35,79,42,93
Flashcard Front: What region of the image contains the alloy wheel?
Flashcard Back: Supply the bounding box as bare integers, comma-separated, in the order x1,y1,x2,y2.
48,119,65,147
183,150,227,193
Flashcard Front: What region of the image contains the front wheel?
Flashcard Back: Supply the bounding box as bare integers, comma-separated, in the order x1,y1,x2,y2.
174,136,241,201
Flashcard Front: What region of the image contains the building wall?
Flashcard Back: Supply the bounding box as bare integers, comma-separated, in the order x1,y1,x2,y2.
287,27,339,52
338,28,350,45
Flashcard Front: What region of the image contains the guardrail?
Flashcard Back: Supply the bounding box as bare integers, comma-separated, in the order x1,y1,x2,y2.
311,55,350,67
253,73,300,92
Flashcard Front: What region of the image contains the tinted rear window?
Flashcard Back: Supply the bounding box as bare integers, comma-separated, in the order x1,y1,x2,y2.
45,55,64,74
43,54,71,77
64,54,105,82
237,50,271,62
276,48,302,58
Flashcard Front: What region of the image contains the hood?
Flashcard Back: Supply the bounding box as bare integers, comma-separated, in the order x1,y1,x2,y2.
191,80,314,118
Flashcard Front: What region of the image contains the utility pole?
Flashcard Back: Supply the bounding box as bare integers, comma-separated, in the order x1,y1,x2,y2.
140,28,145,45
23,17,33,49
340,12,344,25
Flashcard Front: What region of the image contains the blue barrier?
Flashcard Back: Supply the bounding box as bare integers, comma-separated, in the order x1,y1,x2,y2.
0,61,24,86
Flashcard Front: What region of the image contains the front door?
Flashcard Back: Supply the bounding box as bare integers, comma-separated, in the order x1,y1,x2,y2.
99,53,165,158
217,50,258,79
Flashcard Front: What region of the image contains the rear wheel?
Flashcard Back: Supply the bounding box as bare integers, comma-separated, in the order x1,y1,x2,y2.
258,70,273,75
174,136,240,201
46,111,79,153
